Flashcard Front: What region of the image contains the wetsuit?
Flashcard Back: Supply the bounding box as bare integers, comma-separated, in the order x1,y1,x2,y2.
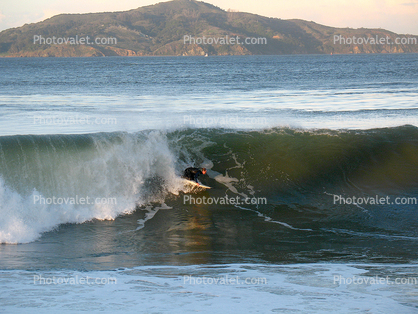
183,167,203,183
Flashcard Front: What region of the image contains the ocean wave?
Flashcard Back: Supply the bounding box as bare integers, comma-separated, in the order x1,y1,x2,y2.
1,125,418,243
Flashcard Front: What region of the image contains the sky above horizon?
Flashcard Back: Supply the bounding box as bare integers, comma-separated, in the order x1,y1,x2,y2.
0,0,417,34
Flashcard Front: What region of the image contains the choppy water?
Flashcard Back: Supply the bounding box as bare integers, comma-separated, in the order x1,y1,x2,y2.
0,54,417,313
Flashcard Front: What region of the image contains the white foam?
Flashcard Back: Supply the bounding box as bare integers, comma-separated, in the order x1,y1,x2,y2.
0,131,189,244
136,203,172,231
1,263,417,313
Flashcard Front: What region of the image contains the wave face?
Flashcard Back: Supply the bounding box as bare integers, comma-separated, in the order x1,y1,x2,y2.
205,125,418,196
1,126,418,243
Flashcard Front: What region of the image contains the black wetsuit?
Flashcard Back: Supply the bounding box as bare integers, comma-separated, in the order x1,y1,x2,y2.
183,167,203,183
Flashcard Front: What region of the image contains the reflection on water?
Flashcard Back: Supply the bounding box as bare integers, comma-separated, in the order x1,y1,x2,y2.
1,196,418,271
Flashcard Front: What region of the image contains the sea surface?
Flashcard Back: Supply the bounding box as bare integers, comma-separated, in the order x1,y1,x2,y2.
0,54,418,313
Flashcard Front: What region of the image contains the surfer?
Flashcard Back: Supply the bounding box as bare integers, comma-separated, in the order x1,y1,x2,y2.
183,167,207,185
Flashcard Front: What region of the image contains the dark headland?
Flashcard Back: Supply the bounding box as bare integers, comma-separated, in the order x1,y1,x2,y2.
1,0,417,57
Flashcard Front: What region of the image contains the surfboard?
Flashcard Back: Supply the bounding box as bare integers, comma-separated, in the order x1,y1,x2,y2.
184,179,212,189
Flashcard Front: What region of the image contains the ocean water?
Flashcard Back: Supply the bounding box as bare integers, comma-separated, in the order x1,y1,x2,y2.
0,54,418,313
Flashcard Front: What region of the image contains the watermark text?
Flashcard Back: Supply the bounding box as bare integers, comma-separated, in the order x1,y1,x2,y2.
33,35,117,45
33,195,117,206
183,115,267,127
333,194,417,206
183,275,267,285
184,195,267,206
33,274,117,285
33,115,117,126
334,275,418,285
184,35,267,45
333,35,417,45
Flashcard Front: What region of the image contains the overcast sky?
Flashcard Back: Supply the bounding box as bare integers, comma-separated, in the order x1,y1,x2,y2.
1,0,417,34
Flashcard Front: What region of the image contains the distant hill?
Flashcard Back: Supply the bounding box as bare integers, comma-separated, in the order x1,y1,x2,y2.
1,0,417,57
